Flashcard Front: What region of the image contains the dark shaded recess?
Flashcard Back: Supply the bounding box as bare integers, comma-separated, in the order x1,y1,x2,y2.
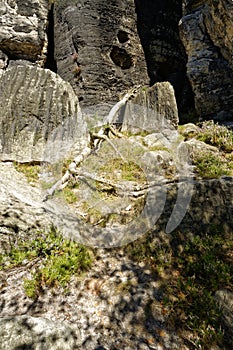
134,0,195,121
117,30,129,44
45,4,57,73
110,46,133,69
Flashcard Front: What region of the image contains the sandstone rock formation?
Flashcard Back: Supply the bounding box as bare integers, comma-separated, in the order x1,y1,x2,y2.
0,0,49,65
135,0,195,117
53,0,149,105
0,49,8,70
118,82,179,130
0,64,88,162
180,0,233,121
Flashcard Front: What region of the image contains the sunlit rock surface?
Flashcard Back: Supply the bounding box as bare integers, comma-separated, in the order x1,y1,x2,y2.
0,65,88,162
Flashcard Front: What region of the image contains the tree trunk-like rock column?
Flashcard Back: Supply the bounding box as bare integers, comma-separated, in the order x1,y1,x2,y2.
53,0,149,105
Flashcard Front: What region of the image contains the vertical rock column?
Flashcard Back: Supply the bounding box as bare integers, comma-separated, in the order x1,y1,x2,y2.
53,0,149,106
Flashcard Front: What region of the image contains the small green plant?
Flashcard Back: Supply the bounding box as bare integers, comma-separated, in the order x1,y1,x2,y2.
99,158,146,183
122,129,150,137
197,121,233,153
148,145,170,152
14,162,41,185
192,151,231,179
55,186,78,204
0,227,93,298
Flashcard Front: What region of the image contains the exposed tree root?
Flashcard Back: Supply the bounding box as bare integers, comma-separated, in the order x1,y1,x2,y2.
43,86,142,201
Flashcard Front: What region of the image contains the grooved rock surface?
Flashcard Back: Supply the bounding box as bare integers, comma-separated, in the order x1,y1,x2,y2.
0,49,8,69
0,0,49,65
53,0,149,106
180,0,233,121
0,65,88,162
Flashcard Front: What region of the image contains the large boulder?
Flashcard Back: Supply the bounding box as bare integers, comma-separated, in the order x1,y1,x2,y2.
0,64,88,162
0,0,49,65
180,0,233,121
53,0,149,106
114,82,179,131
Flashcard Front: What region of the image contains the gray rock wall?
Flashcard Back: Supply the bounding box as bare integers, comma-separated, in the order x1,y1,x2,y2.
0,0,49,65
180,0,233,121
53,0,149,105
135,0,195,117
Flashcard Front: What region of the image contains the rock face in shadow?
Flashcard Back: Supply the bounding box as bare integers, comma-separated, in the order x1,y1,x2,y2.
180,0,233,121
134,0,195,117
53,0,149,105
0,0,49,65
0,65,88,162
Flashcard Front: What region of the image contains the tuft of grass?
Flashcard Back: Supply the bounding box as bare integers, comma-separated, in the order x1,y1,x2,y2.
126,229,233,349
148,146,170,152
55,186,78,204
122,129,150,137
99,158,146,183
197,121,233,153
14,162,41,185
192,151,231,179
0,227,93,298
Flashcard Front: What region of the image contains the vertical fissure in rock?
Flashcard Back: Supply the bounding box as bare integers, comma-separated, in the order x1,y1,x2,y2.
45,4,57,73
134,0,195,119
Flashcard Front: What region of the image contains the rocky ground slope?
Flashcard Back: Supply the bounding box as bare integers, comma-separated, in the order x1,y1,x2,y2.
0,1,233,349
